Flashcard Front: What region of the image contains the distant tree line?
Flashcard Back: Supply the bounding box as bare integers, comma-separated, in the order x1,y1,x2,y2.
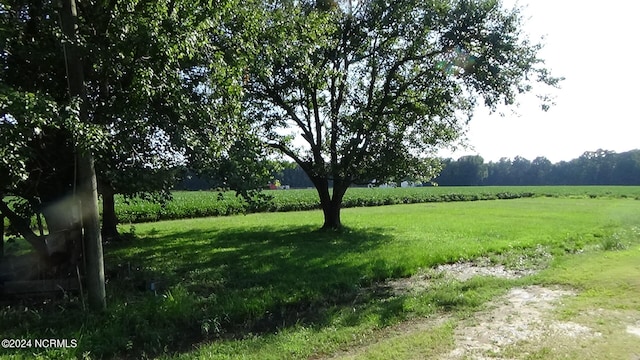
177,164,316,190
180,149,640,190
434,149,640,186
272,164,316,189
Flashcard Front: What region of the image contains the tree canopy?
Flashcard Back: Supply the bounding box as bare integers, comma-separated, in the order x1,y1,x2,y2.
238,0,561,228
1,0,563,258
0,0,248,280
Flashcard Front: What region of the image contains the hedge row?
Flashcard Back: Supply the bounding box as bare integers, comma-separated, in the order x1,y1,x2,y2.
115,189,536,224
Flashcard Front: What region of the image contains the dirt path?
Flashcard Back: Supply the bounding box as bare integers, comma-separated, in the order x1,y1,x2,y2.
442,285,598,359
315,262,602,360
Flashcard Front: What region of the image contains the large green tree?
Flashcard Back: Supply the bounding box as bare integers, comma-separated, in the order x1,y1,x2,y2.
0,0,243,279
240,0,561,229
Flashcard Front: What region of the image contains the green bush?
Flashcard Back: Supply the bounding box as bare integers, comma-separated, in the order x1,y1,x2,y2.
112,186,640,224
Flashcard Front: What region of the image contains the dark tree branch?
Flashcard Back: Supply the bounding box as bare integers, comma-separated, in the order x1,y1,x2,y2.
262,85,315,146
0,199,48,256
266,142,310,172
310,88,323,159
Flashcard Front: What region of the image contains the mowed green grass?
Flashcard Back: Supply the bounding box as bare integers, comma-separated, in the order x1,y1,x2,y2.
521,247,640,359
320,244,640,360
1,197,639,359
114,197,636,290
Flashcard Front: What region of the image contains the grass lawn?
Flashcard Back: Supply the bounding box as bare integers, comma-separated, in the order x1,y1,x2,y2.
525,247,640,359
1,197,639,359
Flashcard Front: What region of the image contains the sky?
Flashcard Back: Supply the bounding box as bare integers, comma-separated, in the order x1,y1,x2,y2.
440,0,640,163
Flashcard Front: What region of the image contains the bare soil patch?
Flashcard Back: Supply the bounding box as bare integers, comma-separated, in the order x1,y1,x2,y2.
434,262,536,282
627,323,640,338
384,260,536,296
317,262,605,359
442,285,599,360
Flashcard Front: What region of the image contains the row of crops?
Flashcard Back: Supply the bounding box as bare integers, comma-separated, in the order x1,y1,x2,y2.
115,185,640,223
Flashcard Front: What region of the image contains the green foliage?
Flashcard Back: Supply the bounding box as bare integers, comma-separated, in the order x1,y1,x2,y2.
436,155,488,185
0,85,65,190
0,0,258,247
113,187,539,223
598,228,636,251
437,149,640,186
111,186,640,223
239,0,559,188
231,0,562,227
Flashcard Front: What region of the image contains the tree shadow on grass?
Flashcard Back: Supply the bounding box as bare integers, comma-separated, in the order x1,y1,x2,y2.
1,223,497,359
108,224,395,288
93,224,405,357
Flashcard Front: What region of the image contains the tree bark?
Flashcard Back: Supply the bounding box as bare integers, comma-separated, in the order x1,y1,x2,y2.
78,153,106,310
321,200,342,230
60,0,106,310
1,215,4,259
100,183,119,241
312,177,348,230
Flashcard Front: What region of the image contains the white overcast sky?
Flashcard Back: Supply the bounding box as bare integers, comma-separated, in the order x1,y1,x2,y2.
440,0,640,163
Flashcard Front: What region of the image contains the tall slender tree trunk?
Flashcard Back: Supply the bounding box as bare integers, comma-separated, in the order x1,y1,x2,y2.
60,0,106,310
101,183,119,241
1,215,4,259
77,153,106,309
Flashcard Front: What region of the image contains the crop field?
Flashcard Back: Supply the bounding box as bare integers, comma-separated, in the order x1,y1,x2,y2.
2,191,640,359
115,185,640,223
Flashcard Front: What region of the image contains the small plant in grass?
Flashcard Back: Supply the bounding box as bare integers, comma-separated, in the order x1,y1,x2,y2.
596,226,639,252
489,244,554,272
600,234,629,251
200,317,224,339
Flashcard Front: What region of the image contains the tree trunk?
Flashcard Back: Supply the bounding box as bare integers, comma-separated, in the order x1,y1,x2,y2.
321,200,342,230
312,177,349,230
60,0,106,311
101,183,119,241
1,215,4,259
78,153,106,310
